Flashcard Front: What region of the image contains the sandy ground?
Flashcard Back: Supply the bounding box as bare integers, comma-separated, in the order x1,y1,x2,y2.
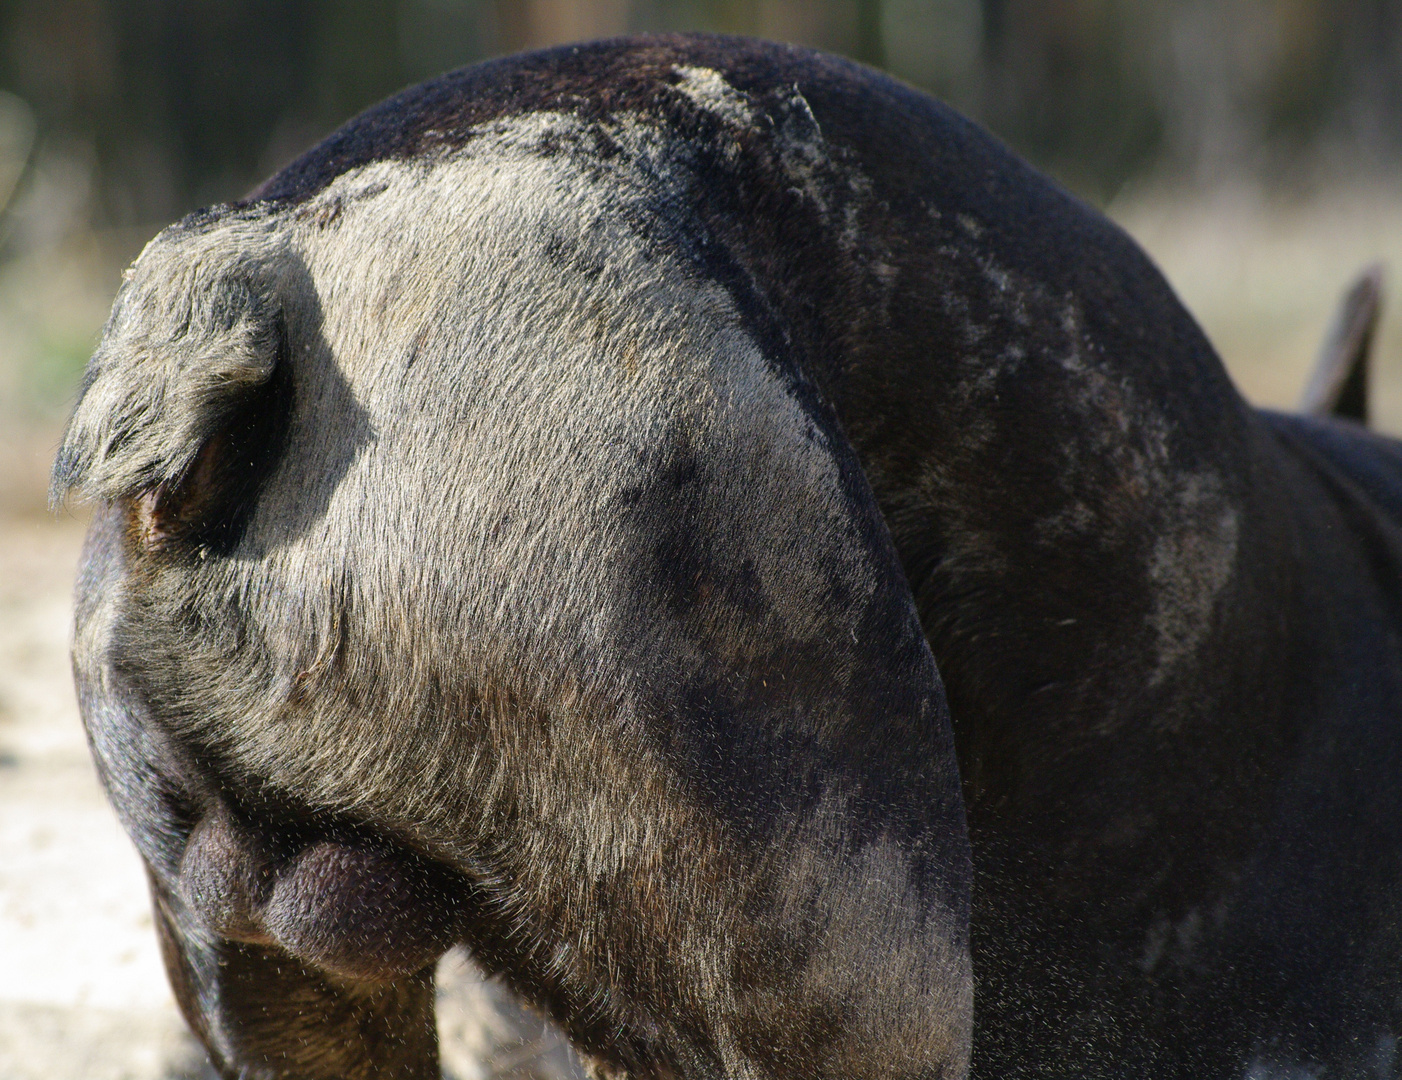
0,501,195,1080
2,184,1400,1077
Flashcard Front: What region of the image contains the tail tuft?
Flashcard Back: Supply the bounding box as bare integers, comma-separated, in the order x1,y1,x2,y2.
51,232,291,549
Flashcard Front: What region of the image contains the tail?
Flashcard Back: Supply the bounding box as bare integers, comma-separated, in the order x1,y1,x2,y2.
51,217,291,549
1299,263,1384,425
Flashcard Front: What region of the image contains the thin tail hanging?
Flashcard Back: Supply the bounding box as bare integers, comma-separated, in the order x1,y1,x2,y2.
1299,263,1384,425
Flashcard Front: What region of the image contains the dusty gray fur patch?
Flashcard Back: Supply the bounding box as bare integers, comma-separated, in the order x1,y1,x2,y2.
672,65,755,129
669,64,871,251
64,109,969,1076
761,789,972,1078
1147,474,1240,682
919,245,1239,685
1050,301,1239,682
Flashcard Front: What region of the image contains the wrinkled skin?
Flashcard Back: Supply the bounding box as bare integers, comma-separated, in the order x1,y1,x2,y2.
55,34,1402,1080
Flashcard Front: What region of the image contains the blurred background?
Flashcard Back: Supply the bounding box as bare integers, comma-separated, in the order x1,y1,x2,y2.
0,0,1400,460
0,3,1399,1079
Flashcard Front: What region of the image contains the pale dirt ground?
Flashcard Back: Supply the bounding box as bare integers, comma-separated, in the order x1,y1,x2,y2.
1,184,1399,1078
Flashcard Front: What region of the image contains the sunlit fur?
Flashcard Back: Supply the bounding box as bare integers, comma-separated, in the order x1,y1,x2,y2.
56,34,1402,1080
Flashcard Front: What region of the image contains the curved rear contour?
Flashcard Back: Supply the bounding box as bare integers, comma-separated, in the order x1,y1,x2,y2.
56,51,974,1080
